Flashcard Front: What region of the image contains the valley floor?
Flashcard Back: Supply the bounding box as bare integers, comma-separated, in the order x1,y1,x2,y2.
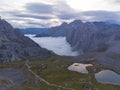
0,56,120,90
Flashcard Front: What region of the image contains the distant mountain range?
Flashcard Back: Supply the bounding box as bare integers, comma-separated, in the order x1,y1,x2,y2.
21,20,120,55
21,28,48,34
20,20,120,70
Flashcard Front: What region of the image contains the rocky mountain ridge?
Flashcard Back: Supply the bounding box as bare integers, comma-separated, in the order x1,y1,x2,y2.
0,19,53,62
36,20,120,55
42,20,120,70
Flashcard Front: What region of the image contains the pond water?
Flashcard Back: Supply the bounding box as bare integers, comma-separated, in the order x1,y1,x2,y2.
95,70,120,86
68,63,93,74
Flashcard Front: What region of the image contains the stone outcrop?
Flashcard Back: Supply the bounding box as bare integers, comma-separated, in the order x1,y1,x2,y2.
0,19,54,62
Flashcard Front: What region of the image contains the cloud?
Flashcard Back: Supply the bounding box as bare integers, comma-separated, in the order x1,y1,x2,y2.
53,1,77,19
81,11,120,23
15,14,53,20
1,0,120,28
110,0,120,3
58,14,76,20
26,35,78,56
24,2,120,24
25,1,76,20
27,22,52,27
25,3,53,14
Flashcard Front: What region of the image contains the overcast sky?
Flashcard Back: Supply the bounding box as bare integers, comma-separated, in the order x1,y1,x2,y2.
0,0,120,28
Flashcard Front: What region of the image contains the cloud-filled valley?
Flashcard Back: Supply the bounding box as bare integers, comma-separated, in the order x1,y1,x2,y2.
26,35,78,56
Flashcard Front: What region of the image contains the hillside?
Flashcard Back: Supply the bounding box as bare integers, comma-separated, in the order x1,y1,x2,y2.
0,19,54,62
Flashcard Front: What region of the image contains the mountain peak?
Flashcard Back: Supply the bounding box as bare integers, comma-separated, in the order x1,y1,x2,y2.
70,20,82,24
60,22,68,26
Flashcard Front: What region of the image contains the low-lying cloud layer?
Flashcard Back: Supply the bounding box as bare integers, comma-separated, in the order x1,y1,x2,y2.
26,35,78,56
0,0,120,28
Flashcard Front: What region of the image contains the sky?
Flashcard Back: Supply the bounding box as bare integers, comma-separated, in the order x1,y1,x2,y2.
0,0,120,28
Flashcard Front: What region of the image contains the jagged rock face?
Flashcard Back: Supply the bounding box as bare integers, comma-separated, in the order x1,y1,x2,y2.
66,21,99,53
0,19,53,62
49,20,120,55
33,20,120,55
35,20,120,70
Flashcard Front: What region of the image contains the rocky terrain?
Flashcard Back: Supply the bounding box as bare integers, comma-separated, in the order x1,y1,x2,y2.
0,19,120,90
53,20,120,70
0,19,54,63
36,20,120,54
0,68,27,90
0,56,120,90
66,21,120,54
35,20,120,71
40,20,120,54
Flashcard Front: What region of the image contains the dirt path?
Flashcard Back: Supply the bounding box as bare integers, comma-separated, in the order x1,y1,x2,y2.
25,60,75,90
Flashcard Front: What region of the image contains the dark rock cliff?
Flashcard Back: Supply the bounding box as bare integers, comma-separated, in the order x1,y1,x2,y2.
66,21,120,54
0,19,54,62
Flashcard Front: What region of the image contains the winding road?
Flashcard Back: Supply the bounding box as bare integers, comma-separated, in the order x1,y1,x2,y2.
25,60,75,90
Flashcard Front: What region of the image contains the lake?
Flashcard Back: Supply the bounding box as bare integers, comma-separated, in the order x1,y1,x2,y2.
95,70,120,86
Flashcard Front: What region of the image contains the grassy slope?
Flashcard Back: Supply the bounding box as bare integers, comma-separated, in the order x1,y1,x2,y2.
0,56,120,90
